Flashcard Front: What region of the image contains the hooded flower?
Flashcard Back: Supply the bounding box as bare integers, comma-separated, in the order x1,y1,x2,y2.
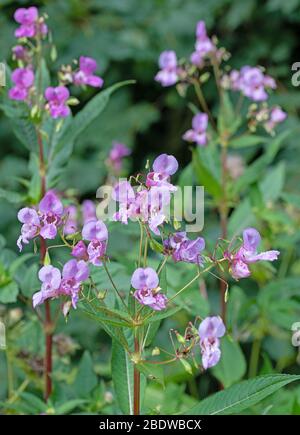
82,219,108,266
9,67,35,101
164,232,205,264
131,267,167,310
155,51,178,87
14,7,47,39
45,86,70,119
190,21,216,68
265,106,287,132
64,205,78,235
33,265,62,308
198,316,225,369
183,113,208,146
73,56,103,88
81,200,97,224
107,142,131,173
229,228,280,279
17,191,64,251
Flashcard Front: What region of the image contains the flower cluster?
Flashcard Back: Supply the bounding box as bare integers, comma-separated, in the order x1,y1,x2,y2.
9,7,103,119
33,259,89,313
198,316,225,369
247,104,287,134
222,66,276,102
106,142,131,174
113,153,178,235
164,232,205,265
227,228,280,280
131,267,167,310
182,112,208,146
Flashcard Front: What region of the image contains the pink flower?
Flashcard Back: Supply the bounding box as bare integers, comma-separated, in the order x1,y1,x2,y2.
131,267,167,311
155,51,178,87
45,86,70,119
198,316,225,369
183,113,208,146
164,232,205,264
64,205,78,235
73,56,103,88
107,142,131,173
9,68,34,101
12,45,27,60
14,7,47,39
17,191,64,251
190,21,216,68
33,265,62,308
265,106,287,132
81,200,97,224
82,219,108,266
229,228,280,279
71,241,88,260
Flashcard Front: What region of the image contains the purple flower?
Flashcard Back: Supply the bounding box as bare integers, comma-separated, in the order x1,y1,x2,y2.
190,21,216,68
225,66,276,102
17,191,64,250
71,241,88,260
155,51,178,87
39,190,64,239
9,68,34,101
131,267,167,311
81,200,97,224
17,207,40,251
73,56,103,88
107,142,131,173
230,228,280,279
33,265,62,308
152,154,179,176
183,113,208,146
164,232,205,265
82,219,108,266
14,7,47,39
60,259,89,308
198,316,225,369
265,106,287,132
45,86,70,119
63,205,77,235
12,45,27,60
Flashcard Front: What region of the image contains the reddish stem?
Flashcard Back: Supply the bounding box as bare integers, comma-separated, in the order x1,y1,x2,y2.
133,337,140,415
219,144,228,324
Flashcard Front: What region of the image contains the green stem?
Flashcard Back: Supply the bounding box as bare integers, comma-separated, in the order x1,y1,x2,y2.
248,339,261,378
103,259,130,314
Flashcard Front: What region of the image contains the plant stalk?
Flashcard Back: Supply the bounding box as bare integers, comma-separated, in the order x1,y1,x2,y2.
133,336,140,415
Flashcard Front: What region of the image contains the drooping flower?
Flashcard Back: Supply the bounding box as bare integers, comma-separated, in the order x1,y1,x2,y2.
33,265,62,308
198,316,225,369
265,106,287,132
190,21,216,68
9,67,35,101
155,51,178,87
81,200,97,224
17,191,64,251
73,56,103,88
107,142,131,174
14,7,47,39
164,232,205,265
82,219,108,266
64,205,78,235
12,45,27,60
131,267,167,310
32,260,89,312
229,228,280,279
182,113,208,146
71,240,88,260
224,66,276,102
146,154,178,192
45,86,70,119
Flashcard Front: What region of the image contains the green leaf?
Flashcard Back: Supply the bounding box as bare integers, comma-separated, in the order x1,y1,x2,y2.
218,92,241,136
0,281,19,303
259,162,285,202
192,148,222,200
0,188,25,204
146,306,181,323
50,80,135,160
230,135,267,149
20,264,40,298
185,374,300,415
228,198,256,238
111,339,134,415
136,361,164,386
73,351,98,397
19,392,47,413
212,336,246,388
55,399,87,415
